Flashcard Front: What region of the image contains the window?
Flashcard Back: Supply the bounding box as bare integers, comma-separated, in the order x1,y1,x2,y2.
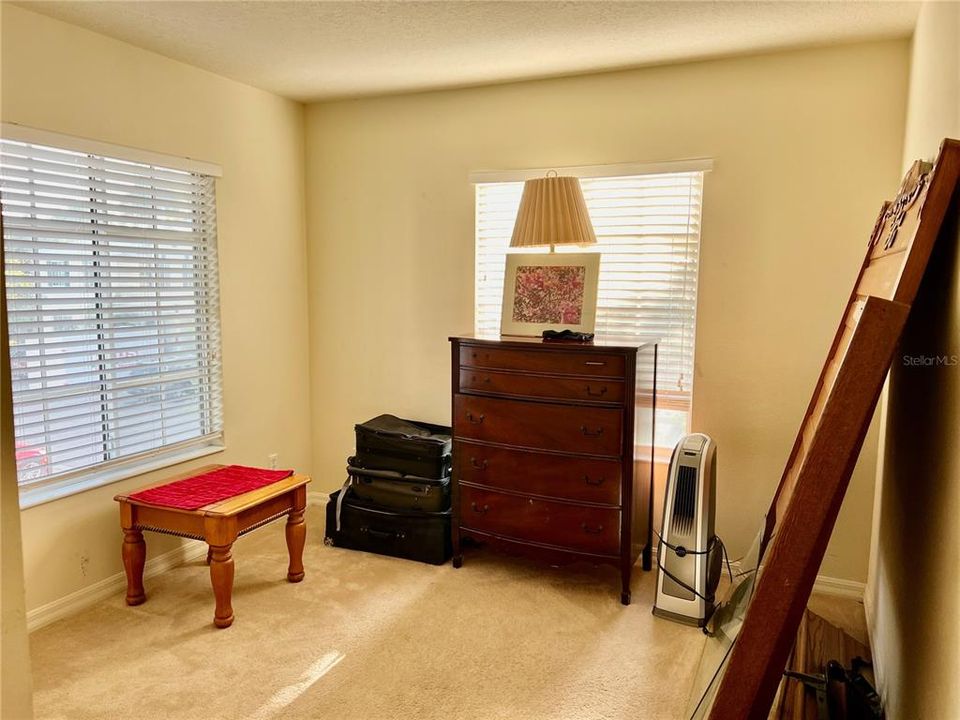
474,164,706,449
1,128,223,503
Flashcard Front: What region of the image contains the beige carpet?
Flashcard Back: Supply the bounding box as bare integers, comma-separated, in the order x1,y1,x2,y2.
30,504,708,720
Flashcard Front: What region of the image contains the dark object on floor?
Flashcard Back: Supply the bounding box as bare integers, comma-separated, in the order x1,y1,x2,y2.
324,488,452,565
842,659,884,720
541,329,595,342
354,414,452,478
772,608,881,720
781,660,882,720
347,458,450,512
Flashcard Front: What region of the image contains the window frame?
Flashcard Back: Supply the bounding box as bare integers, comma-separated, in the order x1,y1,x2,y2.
1,123,225,509
471,158,711,451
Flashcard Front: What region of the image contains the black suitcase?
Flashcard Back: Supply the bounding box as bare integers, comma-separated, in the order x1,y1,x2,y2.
347,459,450,512
324,489,452,565
353,414,452,479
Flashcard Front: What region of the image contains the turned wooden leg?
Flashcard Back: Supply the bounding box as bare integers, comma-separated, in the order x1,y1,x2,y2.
122,528,147,606
285,509,306,583
209,544,235,628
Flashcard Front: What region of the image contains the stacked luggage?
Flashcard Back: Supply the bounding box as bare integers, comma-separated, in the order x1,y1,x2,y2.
324,414,453,565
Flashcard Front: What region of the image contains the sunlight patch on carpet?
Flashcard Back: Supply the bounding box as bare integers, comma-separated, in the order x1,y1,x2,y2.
249,651,345,720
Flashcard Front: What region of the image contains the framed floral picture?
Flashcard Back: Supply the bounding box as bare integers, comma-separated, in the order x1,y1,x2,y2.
500,252,600,336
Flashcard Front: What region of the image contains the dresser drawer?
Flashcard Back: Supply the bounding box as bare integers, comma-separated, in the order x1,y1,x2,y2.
455,441,621,505
454,395,622,457
460,344,624,378
459,485,620,556
458,368,625,405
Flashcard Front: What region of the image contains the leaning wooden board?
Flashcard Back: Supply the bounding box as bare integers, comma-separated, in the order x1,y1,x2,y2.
707,138,960,719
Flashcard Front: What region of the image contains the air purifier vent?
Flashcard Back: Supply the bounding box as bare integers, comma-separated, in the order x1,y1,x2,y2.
672,465,698,536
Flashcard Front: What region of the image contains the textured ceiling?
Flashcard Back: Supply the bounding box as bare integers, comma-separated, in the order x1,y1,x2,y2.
15,1,919,102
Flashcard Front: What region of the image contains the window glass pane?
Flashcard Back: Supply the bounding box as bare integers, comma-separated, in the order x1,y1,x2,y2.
475,171,703,450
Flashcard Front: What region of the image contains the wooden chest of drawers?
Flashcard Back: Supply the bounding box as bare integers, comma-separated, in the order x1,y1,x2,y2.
449,335,658,604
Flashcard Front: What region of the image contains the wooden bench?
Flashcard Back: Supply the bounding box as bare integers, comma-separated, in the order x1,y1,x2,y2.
114,464,311,628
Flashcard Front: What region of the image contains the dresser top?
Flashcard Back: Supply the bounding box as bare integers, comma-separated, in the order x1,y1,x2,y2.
450,334,659,353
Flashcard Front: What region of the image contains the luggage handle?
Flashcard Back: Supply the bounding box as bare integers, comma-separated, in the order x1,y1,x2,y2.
470,502,490,514
466,412,485,425
470,457,488,470
362,526,406,540
370,429,428,442
360,418,449,443
585,385,608,397
580,425,604,437
584,475,605,486
581,522,604,534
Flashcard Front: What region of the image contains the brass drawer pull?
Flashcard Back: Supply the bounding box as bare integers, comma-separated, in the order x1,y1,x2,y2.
470,457,488,470
472,375,491,384
580,425,604,437
584,475,605,486
584,361,606,366
471,502,490,514
585,385,607,397
581,522,604,534
467,412,485,424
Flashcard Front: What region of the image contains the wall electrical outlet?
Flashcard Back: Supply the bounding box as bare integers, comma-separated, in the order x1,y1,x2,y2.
268,453,278,470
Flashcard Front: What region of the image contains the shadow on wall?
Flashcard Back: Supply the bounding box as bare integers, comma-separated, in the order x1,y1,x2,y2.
877,196,960,715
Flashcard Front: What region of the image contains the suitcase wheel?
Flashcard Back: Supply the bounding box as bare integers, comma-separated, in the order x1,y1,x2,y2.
323,536,335,547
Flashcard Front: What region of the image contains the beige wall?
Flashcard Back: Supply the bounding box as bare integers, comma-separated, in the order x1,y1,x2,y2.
305,40,909,581
0,41,35,709
1,6,313,613
866,3,960,717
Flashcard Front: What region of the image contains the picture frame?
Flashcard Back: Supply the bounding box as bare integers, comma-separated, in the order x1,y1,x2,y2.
500,252,600,337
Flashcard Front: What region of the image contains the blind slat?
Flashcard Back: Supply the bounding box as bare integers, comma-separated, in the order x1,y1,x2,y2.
13,386,224,426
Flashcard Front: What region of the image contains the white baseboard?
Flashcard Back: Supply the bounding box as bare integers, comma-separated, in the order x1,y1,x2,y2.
27,540,207,632
812,575,866,600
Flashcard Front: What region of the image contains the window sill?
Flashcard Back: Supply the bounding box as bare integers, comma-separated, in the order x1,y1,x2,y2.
18,444,227,510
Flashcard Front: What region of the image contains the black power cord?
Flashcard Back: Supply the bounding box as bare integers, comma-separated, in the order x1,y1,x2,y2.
654,531,734,604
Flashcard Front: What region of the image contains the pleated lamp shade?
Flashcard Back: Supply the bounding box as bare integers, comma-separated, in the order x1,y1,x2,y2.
509,175,597,250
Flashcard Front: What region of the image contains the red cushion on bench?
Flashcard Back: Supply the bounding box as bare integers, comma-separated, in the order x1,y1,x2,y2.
129,465,294,510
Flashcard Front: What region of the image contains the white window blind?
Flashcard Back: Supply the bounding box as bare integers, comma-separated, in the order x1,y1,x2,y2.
1,137,223,492
475,170,704,445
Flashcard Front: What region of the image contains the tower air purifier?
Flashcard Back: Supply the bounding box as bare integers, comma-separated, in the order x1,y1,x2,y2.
653,433,721,627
